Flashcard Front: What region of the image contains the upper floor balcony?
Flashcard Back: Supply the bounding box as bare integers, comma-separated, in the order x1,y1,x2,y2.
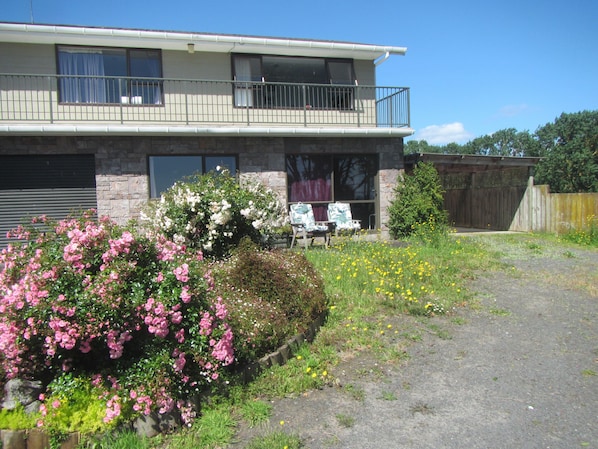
0,74,410,131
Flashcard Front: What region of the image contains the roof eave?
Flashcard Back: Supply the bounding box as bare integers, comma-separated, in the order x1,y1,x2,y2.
0,22,407,60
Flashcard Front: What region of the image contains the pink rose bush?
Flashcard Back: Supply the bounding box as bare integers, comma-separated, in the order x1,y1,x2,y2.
0,210,233,429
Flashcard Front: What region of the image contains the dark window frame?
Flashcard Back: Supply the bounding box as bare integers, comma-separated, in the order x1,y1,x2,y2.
56,45,164,106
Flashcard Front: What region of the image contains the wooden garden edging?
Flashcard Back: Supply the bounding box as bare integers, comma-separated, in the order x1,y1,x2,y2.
0,429,79,449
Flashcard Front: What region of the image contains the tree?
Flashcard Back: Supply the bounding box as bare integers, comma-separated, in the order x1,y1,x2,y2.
534,110,598,193
387,162,448,238
462,128,537,157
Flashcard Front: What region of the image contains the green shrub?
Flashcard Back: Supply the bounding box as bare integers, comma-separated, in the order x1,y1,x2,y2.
213,239,328,364
0,404,39,430
388,162,448,239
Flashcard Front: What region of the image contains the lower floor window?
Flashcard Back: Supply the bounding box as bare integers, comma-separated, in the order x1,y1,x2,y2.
286,154,377,228
148,155,237,198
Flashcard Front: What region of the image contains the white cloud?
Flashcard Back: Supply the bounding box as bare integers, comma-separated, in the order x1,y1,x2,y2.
414,122,474,145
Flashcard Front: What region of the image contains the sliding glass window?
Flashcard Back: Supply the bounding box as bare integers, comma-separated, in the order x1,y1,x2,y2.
57,46,163,105
149,155,237,198
286,154,377,227
232,54,355,110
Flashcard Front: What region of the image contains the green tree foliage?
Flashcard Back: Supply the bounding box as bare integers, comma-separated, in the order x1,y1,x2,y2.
534,110,598,192
387,162,448,238
404,109,598,192
462,128,539,157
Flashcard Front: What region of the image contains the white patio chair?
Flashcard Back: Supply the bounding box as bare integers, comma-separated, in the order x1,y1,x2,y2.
327,202,361,236
289,203,333,249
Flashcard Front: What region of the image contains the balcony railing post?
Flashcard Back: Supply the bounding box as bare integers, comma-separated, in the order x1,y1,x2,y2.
246,85,250,126
185,83,189,125
118,79,124,124
303,85,307,127
388,90,393,128
356,85,361,127
48,76,54,124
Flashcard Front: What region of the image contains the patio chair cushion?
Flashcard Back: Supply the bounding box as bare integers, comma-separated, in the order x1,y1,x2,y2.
327,202,361,231
290,203,329,232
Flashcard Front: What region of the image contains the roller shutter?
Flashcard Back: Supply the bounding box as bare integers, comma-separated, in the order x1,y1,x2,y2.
0,155,97,248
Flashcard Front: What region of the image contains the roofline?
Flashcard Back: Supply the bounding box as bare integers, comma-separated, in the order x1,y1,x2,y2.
404,153,541,167
0,22,407,60
0,124,415,138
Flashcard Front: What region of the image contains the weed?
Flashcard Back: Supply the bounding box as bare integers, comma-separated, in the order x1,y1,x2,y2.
490,308,511,316
244,431,302,449
379,391,398,401
426,323,452,340
581,369,597,377
343,384,365,402
451,317,467,325
335,413,356,428
409,402,435,415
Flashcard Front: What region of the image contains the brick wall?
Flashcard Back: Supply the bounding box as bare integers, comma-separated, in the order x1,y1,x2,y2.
0,135,404,229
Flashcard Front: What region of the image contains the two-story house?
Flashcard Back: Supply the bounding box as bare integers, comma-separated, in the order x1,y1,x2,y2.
0,22,412,246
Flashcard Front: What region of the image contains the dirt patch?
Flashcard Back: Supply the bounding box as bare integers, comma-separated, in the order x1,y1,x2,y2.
231,237,598,449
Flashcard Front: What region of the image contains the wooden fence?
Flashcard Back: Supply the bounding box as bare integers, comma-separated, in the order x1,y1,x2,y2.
442,177,598,233
510,180,598,233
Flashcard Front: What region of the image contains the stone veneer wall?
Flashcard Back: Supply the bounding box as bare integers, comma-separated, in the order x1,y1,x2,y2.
0,135,404,231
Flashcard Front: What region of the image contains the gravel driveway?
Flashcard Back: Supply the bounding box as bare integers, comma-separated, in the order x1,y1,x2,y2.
234,236,598,449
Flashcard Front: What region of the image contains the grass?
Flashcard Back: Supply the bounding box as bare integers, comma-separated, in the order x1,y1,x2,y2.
244,431,302,449
96,231,560,449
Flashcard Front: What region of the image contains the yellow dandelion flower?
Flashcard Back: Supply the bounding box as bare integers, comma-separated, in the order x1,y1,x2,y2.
280,420,285,426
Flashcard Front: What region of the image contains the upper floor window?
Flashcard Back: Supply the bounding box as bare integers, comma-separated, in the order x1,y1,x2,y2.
57,46,163,105
232,54,355,110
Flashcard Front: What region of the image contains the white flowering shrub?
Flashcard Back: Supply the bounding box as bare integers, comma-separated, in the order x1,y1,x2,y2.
142,170,288,258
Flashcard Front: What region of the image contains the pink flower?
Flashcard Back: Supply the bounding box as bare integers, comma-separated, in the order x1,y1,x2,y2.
173,264,190,283
211,327,234,366
199,312,213,336
180,286,192,303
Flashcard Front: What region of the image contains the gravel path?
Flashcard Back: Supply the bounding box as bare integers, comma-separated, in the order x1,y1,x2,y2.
233,237,598,449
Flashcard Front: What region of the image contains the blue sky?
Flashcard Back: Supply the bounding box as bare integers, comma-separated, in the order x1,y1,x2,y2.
2,0,597,144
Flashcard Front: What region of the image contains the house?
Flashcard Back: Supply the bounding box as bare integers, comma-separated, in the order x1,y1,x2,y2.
0,22,413,247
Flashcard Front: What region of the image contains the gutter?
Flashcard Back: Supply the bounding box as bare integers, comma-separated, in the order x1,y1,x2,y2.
0,124,415,138
0,22,407,58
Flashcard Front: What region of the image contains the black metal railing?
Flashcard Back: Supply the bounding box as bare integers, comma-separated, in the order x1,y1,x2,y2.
0,74,410,128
